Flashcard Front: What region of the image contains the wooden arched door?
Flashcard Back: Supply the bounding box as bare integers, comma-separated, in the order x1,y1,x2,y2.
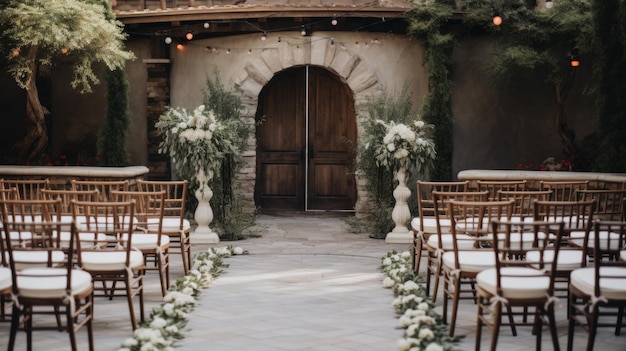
255,65,357,211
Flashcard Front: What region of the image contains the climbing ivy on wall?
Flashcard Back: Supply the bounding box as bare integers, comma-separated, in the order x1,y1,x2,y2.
406,2,455,180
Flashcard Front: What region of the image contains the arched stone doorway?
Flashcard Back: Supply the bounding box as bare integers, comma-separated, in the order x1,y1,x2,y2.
255,65,357,211
233,37,382,216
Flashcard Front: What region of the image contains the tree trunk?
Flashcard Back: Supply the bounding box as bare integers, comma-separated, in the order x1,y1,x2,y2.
16,46,48,163
553,68,578,163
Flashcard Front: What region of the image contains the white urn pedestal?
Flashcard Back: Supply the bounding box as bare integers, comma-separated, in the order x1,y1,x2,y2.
385,167,413,244
192,170,220,244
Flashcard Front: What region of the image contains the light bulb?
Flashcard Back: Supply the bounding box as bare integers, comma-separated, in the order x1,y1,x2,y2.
176,43,184,51
61,47,68,54
185,32,193,41
545,1,553,9
330,37,334,45
493,15,503,26
261,32,267,41
301,27,306,36
331,15,337,26
226,49,231,54
164,37,172,45
571,59,580,67
203,22,210,29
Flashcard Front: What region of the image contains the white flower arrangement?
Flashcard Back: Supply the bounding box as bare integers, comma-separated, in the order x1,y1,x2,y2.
118,245,248,351
381,251,461,351
155,105,241,184
372,119,436,174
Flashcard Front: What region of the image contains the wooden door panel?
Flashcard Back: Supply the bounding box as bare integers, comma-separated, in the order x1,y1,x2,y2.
255,69,305,210
307,67,357,210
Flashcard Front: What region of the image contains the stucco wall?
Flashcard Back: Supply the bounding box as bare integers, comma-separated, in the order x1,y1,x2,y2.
451,36,594,176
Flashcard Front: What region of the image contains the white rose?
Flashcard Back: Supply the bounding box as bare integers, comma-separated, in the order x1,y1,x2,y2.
397,338,411,351
383,277,395,288
415,120,425,128
425,343,444,351
233,247,244,255
417,302,430,311
418,328,434,340
387,143,396,152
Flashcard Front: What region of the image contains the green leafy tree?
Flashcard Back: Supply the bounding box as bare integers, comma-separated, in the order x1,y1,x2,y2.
97,66,130,166
0,0,134,162
590,0,626,172
406,0,593,170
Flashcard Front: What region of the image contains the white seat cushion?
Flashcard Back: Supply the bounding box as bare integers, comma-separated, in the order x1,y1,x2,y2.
144,217,191,234
526,249,587,272
570,267,626,300
9,250,66,271
122,233,170,250
0,267,12,291
411,217,451,234
477,267,550,299
80,250,144,271
569,231,621,250
427,234,476,250
495,231,547,250
17,267,92,299
442,251,496,273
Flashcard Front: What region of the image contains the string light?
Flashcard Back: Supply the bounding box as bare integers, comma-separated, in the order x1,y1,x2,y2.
278,37,282,43
301,26,307,36
164,37,172,45
330,37,334,45
261,32,267,41
545,0,554,9
176,43,184,51
61,47,68,54
331,15,337,26
493,15,503,26
226,48,231,54
11,49,19,57
186,32,193,40
203,22,210,29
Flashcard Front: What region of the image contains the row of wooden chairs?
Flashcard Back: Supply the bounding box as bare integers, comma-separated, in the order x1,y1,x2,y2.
0,178,192,276
0,179,192,350
410,180,626,351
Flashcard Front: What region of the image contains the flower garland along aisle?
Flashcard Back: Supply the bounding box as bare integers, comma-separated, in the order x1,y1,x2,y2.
118,246,247,351
381,251,462,351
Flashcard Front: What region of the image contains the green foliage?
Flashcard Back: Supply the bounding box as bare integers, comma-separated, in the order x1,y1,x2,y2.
0,0,135,93
590,0,626,172
98,67,129,166
352,85,430,237
407,1,455,180
202,70,255,240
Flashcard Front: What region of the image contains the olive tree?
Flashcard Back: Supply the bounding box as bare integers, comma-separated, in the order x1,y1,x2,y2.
0,0,134,162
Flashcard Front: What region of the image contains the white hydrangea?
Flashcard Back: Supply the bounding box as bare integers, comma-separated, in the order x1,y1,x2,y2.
425,343,444,351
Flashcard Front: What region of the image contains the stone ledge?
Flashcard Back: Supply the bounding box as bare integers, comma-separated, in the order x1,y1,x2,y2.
458,169,626,189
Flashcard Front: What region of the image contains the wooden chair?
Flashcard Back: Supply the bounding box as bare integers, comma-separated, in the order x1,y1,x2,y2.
136,179,192,275
576,189,626,221
71,199,145,330
476,220,564,351
533,199,595,304
568,220,626,351
411,180,469,274
111,190,170,296
497,190,552,224
441,199,514,336
70,179,129,202
477,180,527,201
425,190,489,303
540,180,589,201
0,179,50,200
2,220,94,351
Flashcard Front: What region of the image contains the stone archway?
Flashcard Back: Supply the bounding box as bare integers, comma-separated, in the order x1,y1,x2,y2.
234,37,382,216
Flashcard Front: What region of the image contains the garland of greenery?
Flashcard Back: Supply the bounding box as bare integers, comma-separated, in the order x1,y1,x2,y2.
118,246,248,351
406,3,455,181
201,70,255,240
98,66,130,166
381,250,461,351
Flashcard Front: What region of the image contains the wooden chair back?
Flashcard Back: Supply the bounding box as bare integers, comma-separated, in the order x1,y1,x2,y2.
0,179,50,200
477,180,527,200
540,180,589,201
70,179,129,201
576,189,626,221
